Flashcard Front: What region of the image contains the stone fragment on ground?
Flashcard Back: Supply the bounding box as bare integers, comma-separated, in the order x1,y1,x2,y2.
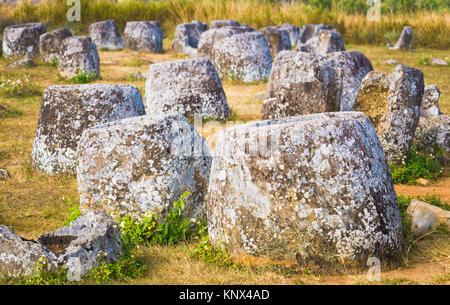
407,200,450,235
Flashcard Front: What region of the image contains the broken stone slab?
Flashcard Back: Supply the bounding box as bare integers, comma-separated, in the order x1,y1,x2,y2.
38,211,122,282
280,23,300,47
58,36,100,79
353,65,424,166
297,29,346,55
420,85,442,118
414,115,450,153
6,56,35,68
261,51,342,120
144,59,230,120
389,26,412,50
207,111,403,270
211,31,272,83
89,19,124,50
123,21,163,53
2,22,46,58
31,84,145,174
327,51,374,111
0,225,58,278
197,26,255,60
430,58,448,66
39,28,72,64
172,21,207,56
76,114,212,221
260,26,292,58
384,59,401,65
407,199,450,236
0,169,11,180
210,20,240,29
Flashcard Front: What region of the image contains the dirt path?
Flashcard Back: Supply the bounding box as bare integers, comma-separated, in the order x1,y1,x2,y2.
395,178,450,203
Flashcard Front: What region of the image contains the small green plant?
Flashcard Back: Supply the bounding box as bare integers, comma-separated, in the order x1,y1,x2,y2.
124,57,144,67
70,72,98,84
118,191,202,250
191,235,236,269
417,55,431,66
390,145,443,184
85,253,147,284
63,196,81,226
50,58,59,67
0,78,41,98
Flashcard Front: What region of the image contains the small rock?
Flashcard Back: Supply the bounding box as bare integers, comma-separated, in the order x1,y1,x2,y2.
420,85,442,118
415,178,430,186
297,29,345,55
431,58,448,66
123,21,163,53
89,19,124,50
0,169,11,180
252,91,266,102
128,71,146,80
7,56,35,68
384,59,401,65
407,199,450,235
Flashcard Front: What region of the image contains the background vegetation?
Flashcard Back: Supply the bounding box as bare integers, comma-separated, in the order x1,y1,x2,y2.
0,0,449,49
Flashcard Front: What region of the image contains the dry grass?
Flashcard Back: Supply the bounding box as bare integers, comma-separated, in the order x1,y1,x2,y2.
0,1,449,48
0,41,449,283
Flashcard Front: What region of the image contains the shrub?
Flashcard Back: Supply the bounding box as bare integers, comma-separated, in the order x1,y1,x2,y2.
191,235,236,269
69,72,98,84
63,196,81,226
390,145,443,184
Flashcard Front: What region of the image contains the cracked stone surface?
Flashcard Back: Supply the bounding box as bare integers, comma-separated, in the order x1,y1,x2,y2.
124,21,163,52
280,23,300,47
39,28,72,64
76,114,212,221
261,51,342,120
207,112,403,270
353,65,424,165
211,31,272,83
297,24,335,46
414,115,450,153
31,84,145,174
2,22,46,58
144,59,230,120
58,36,100,79
89,20,124,50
